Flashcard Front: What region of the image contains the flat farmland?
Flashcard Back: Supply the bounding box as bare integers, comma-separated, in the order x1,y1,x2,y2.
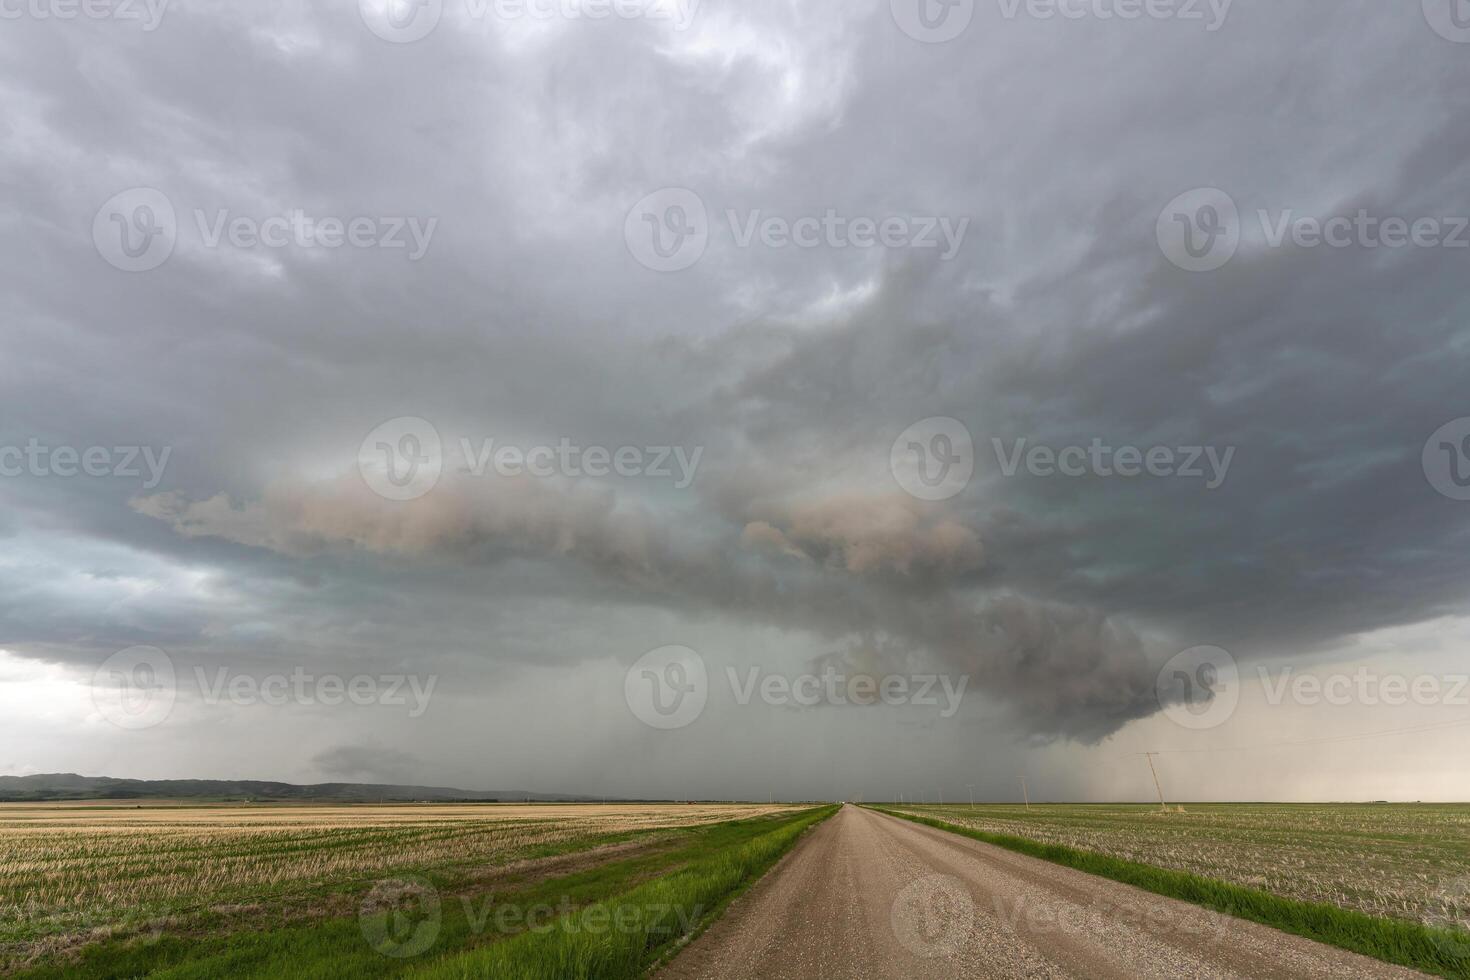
886,803,1470,932
0,801,817,978
9,801,1467,978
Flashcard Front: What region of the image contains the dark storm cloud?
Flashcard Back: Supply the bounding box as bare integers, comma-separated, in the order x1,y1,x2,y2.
1,0,1468,767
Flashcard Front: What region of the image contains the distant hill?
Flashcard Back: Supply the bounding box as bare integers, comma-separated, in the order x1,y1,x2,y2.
0,773,596,803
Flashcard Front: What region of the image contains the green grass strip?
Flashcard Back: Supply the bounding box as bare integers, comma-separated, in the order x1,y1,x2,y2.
410,805,838,980
9,812,820,980
869,806,1470,980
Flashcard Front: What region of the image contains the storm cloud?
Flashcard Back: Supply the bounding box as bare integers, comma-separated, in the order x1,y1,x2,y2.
1,0,1468,797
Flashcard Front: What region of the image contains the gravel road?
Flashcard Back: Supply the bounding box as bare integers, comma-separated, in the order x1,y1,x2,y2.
658,804,1430,980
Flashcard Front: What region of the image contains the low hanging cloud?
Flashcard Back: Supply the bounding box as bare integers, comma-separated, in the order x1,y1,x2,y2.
132,470,1162,741
132,476,666,573
740,493,984,577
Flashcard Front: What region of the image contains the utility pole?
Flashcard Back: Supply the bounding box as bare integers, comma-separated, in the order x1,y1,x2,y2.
1144,752,1167,812
1020,776,1030,812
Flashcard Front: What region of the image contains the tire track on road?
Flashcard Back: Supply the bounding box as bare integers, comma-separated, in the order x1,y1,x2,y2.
658,805,1431,980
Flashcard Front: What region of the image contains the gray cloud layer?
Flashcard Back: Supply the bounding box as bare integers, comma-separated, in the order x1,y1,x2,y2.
2,0,1469,790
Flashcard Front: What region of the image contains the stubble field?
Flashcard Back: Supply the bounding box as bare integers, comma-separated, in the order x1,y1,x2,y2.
0,800,817,978
9,800,1468,978
888,802,1470,931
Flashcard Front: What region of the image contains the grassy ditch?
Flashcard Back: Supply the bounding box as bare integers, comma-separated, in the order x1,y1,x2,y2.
11,807,833,980
412,805,837,980
871,805,1470,980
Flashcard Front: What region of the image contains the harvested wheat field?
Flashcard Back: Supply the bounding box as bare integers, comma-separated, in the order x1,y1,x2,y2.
889,803,1470,931
0,800,805,975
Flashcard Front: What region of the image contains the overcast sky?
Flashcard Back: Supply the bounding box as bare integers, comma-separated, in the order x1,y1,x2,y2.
2,0,1469,802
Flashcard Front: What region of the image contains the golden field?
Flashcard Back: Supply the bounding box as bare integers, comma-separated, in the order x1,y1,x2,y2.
0,801,795,960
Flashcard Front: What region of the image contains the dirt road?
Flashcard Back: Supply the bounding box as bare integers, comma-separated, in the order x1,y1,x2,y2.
659,805,1428,980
